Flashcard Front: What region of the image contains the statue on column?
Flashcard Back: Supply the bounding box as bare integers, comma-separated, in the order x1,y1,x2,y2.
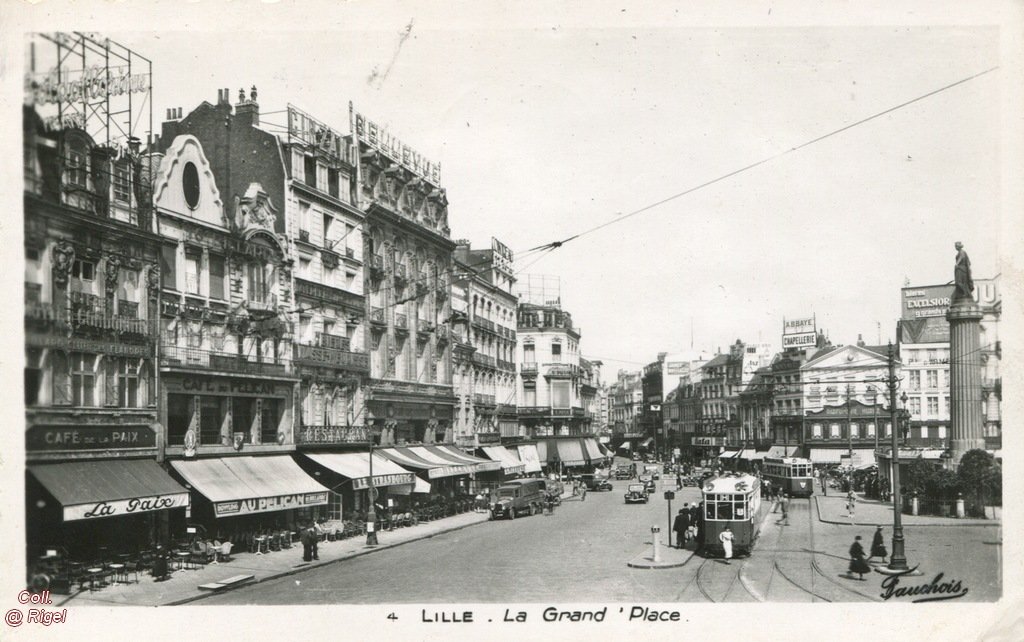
953,241,974,304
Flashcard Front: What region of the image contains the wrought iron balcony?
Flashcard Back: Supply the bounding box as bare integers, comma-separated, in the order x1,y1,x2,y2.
520,362,538,376
517,406,551,418
296,424,370,445
162,344,291,375
472,317,495,332
472,353,496,367
26,301,155,340
295,342,369,372
473,393,496,406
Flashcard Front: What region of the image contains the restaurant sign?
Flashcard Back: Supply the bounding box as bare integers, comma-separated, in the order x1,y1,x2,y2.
65,492,189,522
213,492,329,517
426,464,476,479
694,437,726,446
27,425,156,452
352,473,415,490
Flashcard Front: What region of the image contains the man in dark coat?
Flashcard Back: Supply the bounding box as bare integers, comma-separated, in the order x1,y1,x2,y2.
300,523,313,562
673,506,691,549
694,502,705,550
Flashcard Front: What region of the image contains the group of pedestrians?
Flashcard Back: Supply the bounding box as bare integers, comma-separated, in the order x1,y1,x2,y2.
299,521,322,563
672,502,705,551
848,525,889,580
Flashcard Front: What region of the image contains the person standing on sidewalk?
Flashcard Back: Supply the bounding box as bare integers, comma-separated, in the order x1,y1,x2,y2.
869,525,888,564
847,490,857,519
312,522,322,560
673,507,690,549
300,523,313,562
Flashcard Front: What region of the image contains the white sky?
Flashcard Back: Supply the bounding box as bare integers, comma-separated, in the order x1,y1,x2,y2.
9,3,1019,379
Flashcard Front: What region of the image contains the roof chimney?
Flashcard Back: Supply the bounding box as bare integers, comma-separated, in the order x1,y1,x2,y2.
857,334,865,347
235,85,259,127
217,88,230,106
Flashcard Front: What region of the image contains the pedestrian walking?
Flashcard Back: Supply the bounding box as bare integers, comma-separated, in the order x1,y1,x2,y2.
847,535,871,580
475,491,485,513
580,484,587,501
673,507,691,549
676,473,683,490
763,479,772,501
869,525,889,564
719,527,735,564
779,493,790,525
847,490,857,519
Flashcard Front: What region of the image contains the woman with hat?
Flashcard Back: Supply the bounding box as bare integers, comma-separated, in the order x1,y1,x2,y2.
848,535,871,580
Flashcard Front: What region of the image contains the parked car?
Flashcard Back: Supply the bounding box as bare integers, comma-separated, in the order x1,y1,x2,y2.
624,483,649,504
639,474,656,493
579,474,613,491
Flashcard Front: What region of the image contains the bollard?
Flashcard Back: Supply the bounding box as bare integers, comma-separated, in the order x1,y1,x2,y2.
651,525,661,563
911,494,919,516
956,493,965,518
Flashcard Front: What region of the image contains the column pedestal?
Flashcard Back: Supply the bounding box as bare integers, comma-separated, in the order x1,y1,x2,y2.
947,302,986,465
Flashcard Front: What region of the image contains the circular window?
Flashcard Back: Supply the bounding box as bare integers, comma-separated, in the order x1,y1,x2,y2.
182,161,200,210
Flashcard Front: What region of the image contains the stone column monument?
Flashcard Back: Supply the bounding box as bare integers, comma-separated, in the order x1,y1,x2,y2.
946,242,986,464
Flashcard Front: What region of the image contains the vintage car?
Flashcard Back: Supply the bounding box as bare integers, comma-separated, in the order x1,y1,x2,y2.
579,474,613,491
614,467,633,480
639,475,656,493
643,465,661,480
489,479,546,520
624,483,649,504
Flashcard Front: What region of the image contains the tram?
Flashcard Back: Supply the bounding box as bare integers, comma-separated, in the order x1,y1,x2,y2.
700,473,763,556
763,456,814,498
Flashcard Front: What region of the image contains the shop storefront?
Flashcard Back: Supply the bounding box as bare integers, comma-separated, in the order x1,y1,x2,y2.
536,438,587,473
581,438,609,469
168,455,328,543
692,436,726,466
376,446,475,498
297,451,417,523
26,458,189,560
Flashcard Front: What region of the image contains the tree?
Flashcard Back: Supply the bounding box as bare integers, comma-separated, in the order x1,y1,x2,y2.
902,458,936,496
957,449,999,517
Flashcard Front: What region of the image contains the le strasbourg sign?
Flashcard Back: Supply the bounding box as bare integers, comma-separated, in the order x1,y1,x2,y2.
214,492,329,517
66,492,189,522
352,473,415,490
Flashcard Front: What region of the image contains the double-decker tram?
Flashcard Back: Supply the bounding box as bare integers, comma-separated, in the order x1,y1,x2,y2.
701,473,763,556
763,456,814,498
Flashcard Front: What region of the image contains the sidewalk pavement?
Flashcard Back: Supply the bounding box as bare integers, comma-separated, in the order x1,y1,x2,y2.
56,511,491,608
813,495,1001,527
627,538,697,569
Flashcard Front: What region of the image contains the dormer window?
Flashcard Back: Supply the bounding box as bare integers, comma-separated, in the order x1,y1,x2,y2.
66,144,88,188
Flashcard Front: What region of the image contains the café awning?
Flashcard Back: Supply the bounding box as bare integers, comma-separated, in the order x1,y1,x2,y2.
426,445,502,472
541,438,586,466
302,452,415,490
581,438,607,463
617,441,632,451
719,449,742,459
481,446,526,475
515,444,543,474
170,456,329,518
378,446,474,479
29,459,189,522
389,477,432,495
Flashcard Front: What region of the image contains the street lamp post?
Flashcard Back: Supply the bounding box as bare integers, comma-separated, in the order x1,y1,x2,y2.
846,384,854,475
885,343,909,571
366,439,378,546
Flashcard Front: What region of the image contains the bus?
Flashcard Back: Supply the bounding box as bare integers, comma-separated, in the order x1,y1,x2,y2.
763,457,814,498
701,473,763,557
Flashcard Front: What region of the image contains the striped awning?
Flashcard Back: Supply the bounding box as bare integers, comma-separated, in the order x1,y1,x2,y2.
428,445,502,472
581,438,607,462
377,447,471,479
481,446,526,475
